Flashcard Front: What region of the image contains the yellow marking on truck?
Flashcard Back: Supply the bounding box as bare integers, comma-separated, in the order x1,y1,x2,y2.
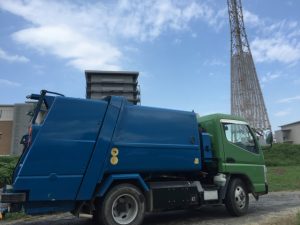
110,156,119,165
194,158,199,164
111,148,119,156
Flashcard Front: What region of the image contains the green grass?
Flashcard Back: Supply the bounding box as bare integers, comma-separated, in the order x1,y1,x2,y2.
263,143,300,192
296,212,300,225
267,166,300,192
4,212,28,221
0,156,26,222
263,143,300,167
0,156,19,187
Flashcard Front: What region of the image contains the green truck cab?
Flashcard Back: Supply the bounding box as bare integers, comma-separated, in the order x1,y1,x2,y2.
199,114,268,199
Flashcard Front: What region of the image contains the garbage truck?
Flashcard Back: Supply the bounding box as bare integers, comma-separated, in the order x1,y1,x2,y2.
0,90,269,225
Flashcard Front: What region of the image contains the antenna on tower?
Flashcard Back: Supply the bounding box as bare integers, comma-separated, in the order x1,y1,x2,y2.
228,0,271,135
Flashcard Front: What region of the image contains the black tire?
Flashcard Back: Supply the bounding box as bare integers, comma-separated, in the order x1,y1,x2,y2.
95,183,145,225
225,178,249,216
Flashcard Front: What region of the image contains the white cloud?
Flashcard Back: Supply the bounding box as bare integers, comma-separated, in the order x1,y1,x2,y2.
0,48,29,63
288,21,298,29
261,72,280,84
251,37,300,64
241,9,300,65
203,59,226,66
274,108,291,117
278,95,300,103
0,0,225,71
243,10,262,27
13,25,121,70
0,78,21,87
207,7,227,31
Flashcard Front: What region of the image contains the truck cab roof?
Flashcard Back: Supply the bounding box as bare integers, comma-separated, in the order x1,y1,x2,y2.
197,113,247,124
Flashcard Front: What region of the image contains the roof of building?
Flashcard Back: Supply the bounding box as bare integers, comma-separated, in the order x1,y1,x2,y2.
0,104,14,108
85,70,139,78
280,121,300,127
0,103,35,107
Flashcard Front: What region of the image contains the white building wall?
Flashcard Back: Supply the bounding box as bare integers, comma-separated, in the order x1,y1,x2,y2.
284,124,300,144
0,106,14,121
276,122,300,144
274,130,283,143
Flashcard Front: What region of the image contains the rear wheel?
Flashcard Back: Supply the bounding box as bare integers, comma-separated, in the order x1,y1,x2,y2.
95,183,145,225
225,178,249,216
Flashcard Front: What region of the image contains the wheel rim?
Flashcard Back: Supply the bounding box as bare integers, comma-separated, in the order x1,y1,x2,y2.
234,185,246,209
112,194,138,225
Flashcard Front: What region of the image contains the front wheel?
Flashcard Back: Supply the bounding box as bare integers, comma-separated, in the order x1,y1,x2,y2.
95,183,145,225
225,178,249,216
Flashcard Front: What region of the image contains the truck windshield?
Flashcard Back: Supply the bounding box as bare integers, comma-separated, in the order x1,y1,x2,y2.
223,123,258,153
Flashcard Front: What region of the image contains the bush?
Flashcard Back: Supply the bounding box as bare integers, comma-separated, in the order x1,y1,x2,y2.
263,143,300,167
0,156,19,187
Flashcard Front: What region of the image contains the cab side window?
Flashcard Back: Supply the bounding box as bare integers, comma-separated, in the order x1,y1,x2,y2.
223,123,258,153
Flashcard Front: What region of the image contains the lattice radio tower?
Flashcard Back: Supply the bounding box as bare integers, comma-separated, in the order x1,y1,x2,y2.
228,0,271,134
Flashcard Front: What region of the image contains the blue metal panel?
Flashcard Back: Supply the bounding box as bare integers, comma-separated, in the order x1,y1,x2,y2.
106,144,200,173
98,174,149,197
24,201,75,215
76,97,124,200
113,104,199,145
14,175,83,201
13,97,108,201
202,133,213,160
106,104,201,174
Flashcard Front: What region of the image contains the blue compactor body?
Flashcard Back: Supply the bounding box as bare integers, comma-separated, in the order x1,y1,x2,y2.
1,90,264,225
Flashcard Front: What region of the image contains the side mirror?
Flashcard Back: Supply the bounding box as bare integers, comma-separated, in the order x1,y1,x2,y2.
265,131,273,146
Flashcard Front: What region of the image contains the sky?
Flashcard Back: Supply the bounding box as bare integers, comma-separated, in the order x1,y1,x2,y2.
0,0,300,130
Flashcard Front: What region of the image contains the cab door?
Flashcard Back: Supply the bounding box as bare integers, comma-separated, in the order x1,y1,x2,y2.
221,119,266,193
